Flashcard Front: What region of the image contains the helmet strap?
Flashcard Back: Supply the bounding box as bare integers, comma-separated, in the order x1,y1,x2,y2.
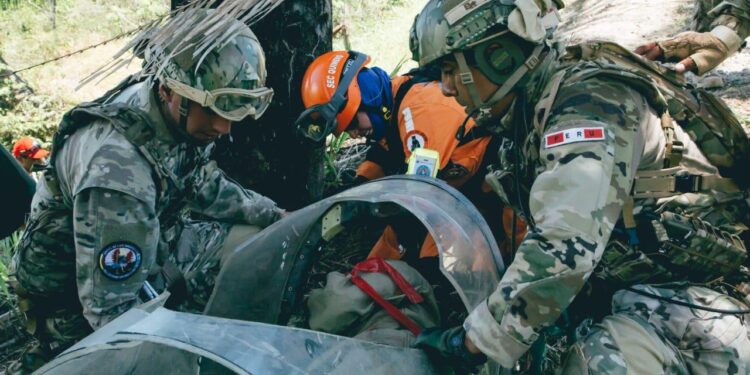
454,44,544,125
171,96,203,145
176,97,191,137
454,51,485,113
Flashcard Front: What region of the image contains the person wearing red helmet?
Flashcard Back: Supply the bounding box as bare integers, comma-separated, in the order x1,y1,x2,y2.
12,136,49,175
296,50,525,263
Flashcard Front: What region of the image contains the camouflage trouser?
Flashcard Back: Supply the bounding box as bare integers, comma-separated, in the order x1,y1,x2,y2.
561,284,750,375
8,221,260,374
692,0,720,32
171,221,261,313
3,310,92,375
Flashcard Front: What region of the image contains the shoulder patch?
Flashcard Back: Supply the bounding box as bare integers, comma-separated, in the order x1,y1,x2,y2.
99,242,142,281
544,127,605,149
405,130,428,152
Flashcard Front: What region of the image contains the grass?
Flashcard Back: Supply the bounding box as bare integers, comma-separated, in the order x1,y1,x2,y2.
0,231,18,300
332,0,423,76
0,0,424,105
0,0,168,104
0,231,29,372
0,0,169,150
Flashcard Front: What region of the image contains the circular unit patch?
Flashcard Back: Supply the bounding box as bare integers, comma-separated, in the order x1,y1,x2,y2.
405,130,428,152
98,242,142,281
416,165,432,176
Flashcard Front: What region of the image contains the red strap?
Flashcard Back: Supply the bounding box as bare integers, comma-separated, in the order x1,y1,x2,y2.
350,258,423,336
352,258,424,303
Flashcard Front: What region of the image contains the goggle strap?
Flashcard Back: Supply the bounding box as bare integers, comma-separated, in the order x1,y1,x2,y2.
335,51,369,101
322,51,369,117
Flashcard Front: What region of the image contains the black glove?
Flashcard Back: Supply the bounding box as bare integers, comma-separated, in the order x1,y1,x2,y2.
414,326,487,374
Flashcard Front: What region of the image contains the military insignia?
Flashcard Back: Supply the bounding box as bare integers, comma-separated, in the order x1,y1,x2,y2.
99,242,142,281
405,130,428,152
544,127,604,149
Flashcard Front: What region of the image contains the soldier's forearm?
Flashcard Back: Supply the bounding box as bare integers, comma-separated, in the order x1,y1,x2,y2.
191,161,282,226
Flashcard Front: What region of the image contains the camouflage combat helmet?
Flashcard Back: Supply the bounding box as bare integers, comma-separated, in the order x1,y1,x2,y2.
410,0,563,123
144,9,274,123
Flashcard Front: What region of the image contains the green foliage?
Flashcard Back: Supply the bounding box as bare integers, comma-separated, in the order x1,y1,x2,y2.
324,132,351,185
0,231,20,298
389,54,410,78
0,0,168,151
332,0,421,75
0,0,169,105
0,74,62,151
0,0,27,11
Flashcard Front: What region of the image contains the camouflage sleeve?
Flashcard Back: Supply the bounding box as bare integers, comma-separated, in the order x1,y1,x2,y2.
57,126,161,329
463,78,649,367
190,160,283,228
74,187,159,329
694,0,750,48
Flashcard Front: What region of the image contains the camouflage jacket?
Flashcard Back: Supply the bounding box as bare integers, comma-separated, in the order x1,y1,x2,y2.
693,0,750,42
12,82,282,329
462,45,749,366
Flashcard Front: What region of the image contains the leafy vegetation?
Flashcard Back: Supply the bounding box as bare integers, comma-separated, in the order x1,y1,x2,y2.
0,231,19,299
0,70,63,150
0,0,170,150
323,132,369,195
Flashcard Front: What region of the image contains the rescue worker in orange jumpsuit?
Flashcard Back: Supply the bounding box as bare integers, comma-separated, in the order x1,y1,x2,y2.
296,51,524,262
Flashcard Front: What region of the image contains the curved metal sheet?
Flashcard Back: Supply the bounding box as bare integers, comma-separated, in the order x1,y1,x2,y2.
207,176,504,321
334,176,505,311
38,308,437,375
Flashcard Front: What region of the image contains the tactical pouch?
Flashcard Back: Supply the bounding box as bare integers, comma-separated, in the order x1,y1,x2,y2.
598,211,747,285
650,211,747,282
596,238,678,285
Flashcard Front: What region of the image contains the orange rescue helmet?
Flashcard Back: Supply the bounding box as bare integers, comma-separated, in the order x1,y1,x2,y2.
299,51,371,139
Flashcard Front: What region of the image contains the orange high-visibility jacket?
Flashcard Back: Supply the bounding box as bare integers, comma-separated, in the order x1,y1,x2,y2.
361,76,525,260
356,76,488,186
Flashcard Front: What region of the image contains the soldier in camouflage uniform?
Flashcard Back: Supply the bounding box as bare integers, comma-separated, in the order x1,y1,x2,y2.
636,0,749,74
410,0,750,373
7,11,281,371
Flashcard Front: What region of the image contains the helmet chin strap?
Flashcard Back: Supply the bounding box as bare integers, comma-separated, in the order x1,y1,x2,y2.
453,44,544,126
174,96,206,146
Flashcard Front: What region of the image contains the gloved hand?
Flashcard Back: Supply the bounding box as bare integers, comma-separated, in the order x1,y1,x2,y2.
413,326,487,374
634,31,730,75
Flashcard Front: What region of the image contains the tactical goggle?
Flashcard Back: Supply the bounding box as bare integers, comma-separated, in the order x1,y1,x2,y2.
165,78,274,122
295,51,369,142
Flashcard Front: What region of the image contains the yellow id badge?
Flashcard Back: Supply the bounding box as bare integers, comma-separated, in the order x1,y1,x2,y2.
406,148,440,178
